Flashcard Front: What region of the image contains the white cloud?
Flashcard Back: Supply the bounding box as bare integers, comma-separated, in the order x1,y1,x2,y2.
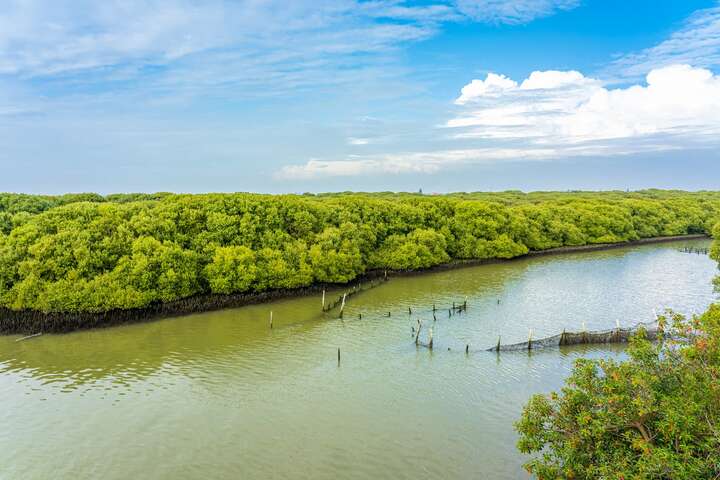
520,70,591,89
455,70,598,105
275,142,679,179
0,0,444,82
277,64,720,179
453,0,579,25
0,0,581,82
449,64,720,144
455,74,518,104
609,5,720,79
276,149,539,179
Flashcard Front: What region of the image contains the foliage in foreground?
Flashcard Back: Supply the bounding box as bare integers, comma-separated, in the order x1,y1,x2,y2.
516,226,720,478
0,190,719,314
516,309,720,477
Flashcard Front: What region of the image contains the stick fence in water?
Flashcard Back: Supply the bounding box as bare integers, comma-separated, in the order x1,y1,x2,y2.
487,321,661,352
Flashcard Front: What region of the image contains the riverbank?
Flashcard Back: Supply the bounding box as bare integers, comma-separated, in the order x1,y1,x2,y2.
0,234,710,335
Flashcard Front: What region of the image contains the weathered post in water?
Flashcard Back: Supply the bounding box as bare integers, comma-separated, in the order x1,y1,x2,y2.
428,327,434,350
415,320,422,346
270,311,273,329
528,329,533,351
496,336,501,352
321,289,326,310
339,293,347,319
338,348,341,366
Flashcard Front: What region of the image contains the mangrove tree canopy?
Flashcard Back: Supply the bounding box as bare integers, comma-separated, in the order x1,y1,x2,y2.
0,190,718,314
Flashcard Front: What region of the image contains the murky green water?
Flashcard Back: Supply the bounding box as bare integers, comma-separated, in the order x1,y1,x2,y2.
1,239,717,479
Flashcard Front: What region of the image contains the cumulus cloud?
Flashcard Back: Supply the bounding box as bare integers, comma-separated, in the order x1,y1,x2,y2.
455,74,518,103
449,64,720,144
454,70,598,105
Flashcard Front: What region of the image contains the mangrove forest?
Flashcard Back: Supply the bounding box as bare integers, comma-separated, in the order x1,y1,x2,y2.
1,190,719,324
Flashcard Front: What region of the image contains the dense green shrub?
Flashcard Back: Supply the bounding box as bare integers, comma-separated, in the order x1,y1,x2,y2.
0,190,718,313
516,308,720,479
516,229,720,479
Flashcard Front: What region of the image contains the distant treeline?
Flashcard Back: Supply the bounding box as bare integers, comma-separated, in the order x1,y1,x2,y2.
0,190,718,315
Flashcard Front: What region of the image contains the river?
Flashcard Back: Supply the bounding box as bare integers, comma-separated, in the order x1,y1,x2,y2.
0,239,717,479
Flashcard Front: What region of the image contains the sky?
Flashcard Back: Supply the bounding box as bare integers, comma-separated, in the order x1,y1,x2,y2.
1,0,720,194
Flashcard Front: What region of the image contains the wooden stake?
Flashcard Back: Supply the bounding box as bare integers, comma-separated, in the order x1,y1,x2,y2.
337,348,341,366
465,344,469,354
496,336,501,352
321,289,326,310
270,311,273,329
15,332,42,342
428,327,434,350
339,293,347,319
528,329,533,351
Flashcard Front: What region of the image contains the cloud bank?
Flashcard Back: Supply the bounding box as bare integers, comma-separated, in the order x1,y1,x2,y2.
279,64,720,179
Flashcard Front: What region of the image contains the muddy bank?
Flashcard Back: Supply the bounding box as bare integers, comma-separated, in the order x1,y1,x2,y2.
0,234,709,335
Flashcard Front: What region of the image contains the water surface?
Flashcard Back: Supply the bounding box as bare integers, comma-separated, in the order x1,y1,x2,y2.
1,239,717,479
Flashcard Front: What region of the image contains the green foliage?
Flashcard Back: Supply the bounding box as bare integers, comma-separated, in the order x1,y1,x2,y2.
205,246,257,294
516,233,720,479
711,223,720,263
0,191,718,313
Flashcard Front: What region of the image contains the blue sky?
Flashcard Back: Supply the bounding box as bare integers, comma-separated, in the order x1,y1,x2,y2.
1,0,720,194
